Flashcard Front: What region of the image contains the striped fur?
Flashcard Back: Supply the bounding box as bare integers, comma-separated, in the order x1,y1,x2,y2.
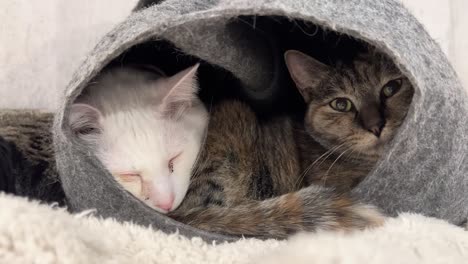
170,100,384,239
170,51,413,239
0,110,65,205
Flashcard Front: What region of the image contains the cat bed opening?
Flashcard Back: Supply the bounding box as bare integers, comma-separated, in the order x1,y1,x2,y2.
54,0,468,242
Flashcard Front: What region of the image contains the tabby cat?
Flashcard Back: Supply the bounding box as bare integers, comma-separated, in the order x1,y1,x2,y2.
169,49,414,239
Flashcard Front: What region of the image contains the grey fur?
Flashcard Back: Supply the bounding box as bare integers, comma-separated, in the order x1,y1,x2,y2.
54,0,468,242
0,110,66,205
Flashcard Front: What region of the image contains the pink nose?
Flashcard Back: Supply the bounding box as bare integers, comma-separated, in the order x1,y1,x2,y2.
154,195,175,212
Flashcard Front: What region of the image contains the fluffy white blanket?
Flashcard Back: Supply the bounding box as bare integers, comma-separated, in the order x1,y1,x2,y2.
1,193,467,264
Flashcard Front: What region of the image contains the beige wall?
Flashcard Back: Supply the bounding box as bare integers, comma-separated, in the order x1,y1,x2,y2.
449,0,468,87
0,0,466,110
0,0,137,110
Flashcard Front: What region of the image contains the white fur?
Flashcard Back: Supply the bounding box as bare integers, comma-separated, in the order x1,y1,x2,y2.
69,64,208,213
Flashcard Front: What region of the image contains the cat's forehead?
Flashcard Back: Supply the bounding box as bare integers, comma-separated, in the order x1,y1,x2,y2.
101,111,182,140
328,57,401,95
97,116,194,173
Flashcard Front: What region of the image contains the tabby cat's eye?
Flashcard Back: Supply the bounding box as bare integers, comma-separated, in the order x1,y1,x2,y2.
382,79,402,98
330,98,353,112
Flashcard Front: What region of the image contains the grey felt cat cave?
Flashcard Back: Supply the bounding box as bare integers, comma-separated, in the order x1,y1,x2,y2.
53,0,468,242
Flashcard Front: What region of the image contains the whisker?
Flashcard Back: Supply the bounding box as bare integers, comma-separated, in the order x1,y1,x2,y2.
322,147,351,186
294,143,346,186
329,149,351,174
343,148,357,163
294,149,332,187
317,143,346,167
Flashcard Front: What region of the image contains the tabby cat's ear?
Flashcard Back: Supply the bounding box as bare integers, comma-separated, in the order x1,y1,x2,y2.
161,63,200,118
284,50,330,102
69,103,102,142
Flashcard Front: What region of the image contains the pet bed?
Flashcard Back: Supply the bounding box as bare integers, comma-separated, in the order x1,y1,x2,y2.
52,0,468,242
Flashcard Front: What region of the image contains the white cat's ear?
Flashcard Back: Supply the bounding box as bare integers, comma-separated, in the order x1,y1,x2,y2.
161,63,200,118
69,103,102,141
284,50,330,102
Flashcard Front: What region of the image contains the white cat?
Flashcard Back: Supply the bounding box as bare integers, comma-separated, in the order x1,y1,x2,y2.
69,64,208,213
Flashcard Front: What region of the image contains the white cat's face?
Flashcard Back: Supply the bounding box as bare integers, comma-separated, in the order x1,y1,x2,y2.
69,64,208,213
99,105,206,213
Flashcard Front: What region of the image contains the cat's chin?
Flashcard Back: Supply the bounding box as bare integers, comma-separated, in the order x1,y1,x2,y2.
372,131,398,155
349,138,387,162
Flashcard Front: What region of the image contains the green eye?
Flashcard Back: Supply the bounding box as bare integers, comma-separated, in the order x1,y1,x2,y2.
330,98,353,112
382,79,402,98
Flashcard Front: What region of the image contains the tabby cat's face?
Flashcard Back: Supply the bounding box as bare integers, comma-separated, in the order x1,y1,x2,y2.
285,50,414,161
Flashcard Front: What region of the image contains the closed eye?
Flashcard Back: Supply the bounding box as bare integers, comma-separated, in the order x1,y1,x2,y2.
117,172,141,182
168,152,182,173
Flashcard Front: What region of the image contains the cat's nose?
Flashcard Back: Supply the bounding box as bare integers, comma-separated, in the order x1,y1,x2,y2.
154,194,175,212
359,104,384,137
368,125,383,137
157,202,173,211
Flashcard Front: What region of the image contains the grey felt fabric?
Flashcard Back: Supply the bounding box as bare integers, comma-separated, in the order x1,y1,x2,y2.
53,0,468,242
